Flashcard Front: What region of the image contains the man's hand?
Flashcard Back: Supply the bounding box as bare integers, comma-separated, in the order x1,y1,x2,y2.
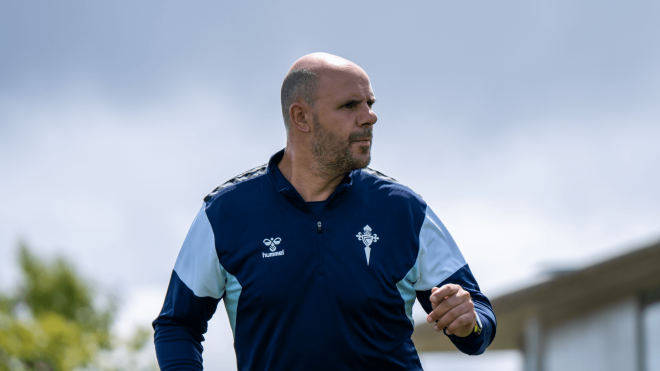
426,284,477,337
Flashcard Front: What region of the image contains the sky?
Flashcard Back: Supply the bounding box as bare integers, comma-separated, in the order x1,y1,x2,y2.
1,1,659,369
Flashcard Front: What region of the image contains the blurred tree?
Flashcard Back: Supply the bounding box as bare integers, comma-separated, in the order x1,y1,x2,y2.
0,243,156,371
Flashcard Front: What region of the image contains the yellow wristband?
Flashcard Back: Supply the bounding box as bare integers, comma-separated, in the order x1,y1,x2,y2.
472,314,481,335
473,321,482,335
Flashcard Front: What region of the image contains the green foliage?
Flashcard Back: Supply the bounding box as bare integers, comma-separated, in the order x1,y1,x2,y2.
18,245,115,341
0,243,154,371
125,327,152,353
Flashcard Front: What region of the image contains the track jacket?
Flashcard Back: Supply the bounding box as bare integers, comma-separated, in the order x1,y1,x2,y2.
153,149,496,370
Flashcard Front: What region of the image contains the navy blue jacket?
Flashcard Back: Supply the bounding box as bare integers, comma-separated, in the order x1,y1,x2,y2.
153,149,496,370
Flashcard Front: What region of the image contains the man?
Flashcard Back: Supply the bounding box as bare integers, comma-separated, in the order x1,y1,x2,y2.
153,53,496,370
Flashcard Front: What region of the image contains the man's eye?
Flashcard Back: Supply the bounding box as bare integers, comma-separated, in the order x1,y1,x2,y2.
343,102,357,109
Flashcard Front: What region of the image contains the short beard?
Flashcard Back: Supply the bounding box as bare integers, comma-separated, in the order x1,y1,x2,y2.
311,113,372,177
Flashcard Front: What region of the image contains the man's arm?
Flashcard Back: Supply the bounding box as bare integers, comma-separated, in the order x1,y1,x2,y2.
152,204,226,370
412,205,496,355
153,271,221,369
416,265,496,355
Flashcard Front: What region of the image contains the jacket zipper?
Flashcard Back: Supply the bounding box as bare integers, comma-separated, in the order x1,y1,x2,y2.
282,187,331,277
317,220,324,276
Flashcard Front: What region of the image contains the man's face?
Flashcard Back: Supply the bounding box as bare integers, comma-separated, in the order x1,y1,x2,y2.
310,67,377,176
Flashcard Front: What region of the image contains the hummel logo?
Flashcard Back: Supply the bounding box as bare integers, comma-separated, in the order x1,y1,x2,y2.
262,237,284,258
356,225,379,266
263,237,281,251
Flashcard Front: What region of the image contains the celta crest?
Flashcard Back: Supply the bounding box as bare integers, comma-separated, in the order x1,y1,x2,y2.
356,225,379,266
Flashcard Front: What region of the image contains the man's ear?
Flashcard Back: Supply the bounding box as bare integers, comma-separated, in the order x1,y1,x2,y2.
289,102,311,134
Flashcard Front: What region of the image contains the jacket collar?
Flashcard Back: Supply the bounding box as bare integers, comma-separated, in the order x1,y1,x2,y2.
266,149,357,204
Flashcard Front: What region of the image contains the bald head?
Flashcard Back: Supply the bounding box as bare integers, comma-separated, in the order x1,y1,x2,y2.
280,53,366,134
290,52,354,71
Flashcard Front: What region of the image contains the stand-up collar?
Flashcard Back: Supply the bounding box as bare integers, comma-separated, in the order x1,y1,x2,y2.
267,149,293,193
266,149,357,200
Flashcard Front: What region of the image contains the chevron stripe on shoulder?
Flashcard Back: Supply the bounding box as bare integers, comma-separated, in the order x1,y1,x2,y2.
362,167,400,184
362,167,423,199
204,163,268,202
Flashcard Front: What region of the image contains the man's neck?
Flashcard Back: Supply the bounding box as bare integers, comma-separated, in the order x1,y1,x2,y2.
277,148,345,202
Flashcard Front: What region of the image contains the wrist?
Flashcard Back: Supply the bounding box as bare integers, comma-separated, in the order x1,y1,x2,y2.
444,313,482,338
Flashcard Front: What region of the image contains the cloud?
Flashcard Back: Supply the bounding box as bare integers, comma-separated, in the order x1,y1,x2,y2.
0,84,283,287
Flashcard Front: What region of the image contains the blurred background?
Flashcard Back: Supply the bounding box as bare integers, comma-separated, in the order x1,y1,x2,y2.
1,0,659,370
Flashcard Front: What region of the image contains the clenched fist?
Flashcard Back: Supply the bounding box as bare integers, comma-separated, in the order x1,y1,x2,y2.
426,284,477,337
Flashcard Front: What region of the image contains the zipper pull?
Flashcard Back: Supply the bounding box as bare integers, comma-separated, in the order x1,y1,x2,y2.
317,221,322,233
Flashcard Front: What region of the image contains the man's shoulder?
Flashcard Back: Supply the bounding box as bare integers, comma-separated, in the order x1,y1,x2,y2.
359,167,424,203
361,167,400,184
204,163,269,202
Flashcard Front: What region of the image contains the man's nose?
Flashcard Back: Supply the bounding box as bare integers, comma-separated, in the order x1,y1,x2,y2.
358,104,377,127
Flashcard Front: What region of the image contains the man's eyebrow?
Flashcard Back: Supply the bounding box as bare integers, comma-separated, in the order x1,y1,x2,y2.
340,96,376,107
341,98,361,105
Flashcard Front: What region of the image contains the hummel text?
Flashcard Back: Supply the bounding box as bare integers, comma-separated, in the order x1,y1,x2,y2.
262,250,285,258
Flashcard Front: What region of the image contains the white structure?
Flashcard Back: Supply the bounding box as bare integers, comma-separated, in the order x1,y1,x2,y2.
412,241,660,371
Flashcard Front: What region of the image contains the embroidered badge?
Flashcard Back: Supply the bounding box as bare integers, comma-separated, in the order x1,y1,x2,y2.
356,225,379,266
